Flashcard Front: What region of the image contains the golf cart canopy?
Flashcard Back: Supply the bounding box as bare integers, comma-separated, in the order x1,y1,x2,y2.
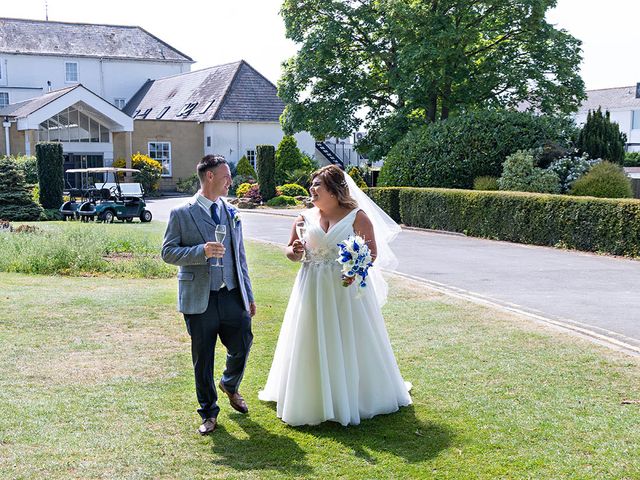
66,167,140,174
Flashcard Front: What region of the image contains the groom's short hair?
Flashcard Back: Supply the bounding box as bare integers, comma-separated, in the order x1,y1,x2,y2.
197,154,227,183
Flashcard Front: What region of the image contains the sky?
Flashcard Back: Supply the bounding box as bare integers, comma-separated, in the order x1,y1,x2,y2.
2,0,639,91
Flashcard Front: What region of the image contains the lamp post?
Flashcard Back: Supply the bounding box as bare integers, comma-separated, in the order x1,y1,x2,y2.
3,116,11,157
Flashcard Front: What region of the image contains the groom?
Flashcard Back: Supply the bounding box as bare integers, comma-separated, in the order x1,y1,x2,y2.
162,154,256,435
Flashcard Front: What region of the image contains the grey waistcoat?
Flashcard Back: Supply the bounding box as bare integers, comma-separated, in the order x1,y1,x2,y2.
209,205,238,291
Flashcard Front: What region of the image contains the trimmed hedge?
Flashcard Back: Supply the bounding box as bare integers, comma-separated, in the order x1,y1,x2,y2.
257,145,276,201
36,142,64,209
367,187,640,257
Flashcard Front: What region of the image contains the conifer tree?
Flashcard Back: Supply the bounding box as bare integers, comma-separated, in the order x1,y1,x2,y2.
0,157,43,220
577,107,626,164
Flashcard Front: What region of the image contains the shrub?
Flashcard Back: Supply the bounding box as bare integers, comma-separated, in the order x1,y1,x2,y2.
547,153,599,193
276,183,308,197
176,174,200,195
570,161,633,198
236,155,257,178
473,176,499,191
275,135,304,185
576,107,626,165
624,152,640,167
36,142,64,209
113,153,162,194
379,110,576,188
236,182,254,198
266,195,298,207
231,175,255,196
244,184,263,203
498,150,561,194
11,155,38,184
257,145,276,200
348,166,368,188
0,157,43,220
367,187,640,257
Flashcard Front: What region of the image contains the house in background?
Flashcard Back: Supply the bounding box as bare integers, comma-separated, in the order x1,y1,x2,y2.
124,60,315,190
575,83,640,152
0,17,192,108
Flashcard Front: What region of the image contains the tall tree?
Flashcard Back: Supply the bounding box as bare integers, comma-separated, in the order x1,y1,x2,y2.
279,0,585,160
576,107,626,165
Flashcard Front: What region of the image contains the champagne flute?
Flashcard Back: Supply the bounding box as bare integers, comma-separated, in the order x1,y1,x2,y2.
295,221,306,241
214,224,226,267
295,221,306,261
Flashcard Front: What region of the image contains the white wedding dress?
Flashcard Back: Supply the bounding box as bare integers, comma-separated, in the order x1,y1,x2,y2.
258,207,412,426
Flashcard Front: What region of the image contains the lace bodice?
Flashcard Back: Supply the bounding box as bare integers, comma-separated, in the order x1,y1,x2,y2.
300,208,359,266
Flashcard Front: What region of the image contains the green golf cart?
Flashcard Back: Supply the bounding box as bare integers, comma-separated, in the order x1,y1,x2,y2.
61,167,153,223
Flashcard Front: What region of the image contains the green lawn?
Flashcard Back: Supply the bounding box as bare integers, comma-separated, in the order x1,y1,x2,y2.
0,226,639,479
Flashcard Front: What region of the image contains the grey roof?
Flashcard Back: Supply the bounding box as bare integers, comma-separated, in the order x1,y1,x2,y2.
578,85,640,113
0,17,193,62
124,60,285,122
0,85,77,117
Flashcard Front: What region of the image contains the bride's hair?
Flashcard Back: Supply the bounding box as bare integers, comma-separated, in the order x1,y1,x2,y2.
311,165,358,209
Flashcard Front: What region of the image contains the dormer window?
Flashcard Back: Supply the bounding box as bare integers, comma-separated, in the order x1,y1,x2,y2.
65,62,78,83
177,102,198,117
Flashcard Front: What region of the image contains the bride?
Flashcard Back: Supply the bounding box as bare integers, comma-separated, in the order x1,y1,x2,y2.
258,165,411,426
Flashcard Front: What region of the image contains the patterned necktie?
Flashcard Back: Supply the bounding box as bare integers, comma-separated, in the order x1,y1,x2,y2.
210,203,220,224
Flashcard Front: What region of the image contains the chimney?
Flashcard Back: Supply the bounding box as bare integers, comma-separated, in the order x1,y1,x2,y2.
636,82,640,99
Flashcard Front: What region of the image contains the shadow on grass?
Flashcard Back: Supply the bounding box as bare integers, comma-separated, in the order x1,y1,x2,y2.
294,405,453,465
207,414,312,475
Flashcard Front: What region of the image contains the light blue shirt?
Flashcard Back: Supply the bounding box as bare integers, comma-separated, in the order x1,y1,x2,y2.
196,193,222,216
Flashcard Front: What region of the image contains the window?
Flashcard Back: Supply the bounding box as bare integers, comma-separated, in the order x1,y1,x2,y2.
177,102,198,117
206,136,211,147
0,92,8,108
37,107,110,143
149,141,171,176
65,62,78,83
246,150,256,168
114,98,126,109
200,100,215,115
632,110,640,130
156,106,170,119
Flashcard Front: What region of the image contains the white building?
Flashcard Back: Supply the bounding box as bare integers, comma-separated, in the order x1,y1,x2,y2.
0,17,193,108
0,17,324,191
575,83,640,152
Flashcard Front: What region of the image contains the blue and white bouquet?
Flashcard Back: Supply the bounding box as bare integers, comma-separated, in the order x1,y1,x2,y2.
336,235,373,290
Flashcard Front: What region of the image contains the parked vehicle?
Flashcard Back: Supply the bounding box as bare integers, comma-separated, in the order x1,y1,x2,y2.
60,167,153,223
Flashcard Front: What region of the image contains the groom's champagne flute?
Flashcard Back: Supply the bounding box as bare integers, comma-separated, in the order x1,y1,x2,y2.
214,224,226,267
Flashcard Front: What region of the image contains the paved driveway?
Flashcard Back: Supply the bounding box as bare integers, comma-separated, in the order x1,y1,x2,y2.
146,197,640,354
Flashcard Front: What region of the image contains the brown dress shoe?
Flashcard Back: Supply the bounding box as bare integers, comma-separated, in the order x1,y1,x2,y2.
198,417,217,435
218,381,249,414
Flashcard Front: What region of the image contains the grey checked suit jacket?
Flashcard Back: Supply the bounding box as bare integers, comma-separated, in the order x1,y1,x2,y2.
161,195,254,315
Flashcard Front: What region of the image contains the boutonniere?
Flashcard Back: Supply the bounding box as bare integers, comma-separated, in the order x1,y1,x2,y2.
228,207,241,228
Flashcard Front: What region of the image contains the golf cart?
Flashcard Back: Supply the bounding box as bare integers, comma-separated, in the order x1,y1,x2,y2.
60,167,153,223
